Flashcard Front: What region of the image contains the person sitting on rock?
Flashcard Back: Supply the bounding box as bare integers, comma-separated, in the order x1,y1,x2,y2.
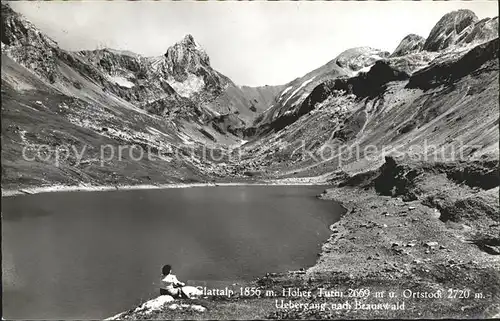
160,264,186,297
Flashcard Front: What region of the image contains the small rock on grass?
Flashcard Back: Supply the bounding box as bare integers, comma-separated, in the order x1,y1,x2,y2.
168,304,206,313
133,296,174,314
406,241,417,247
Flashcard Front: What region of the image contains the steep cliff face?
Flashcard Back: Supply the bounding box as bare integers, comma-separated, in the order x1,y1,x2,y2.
0,4,57,49
1,3,60,82
164,35,211,79
455,16,499,47
423,10,498,52
424,10,479,52
163,34,225,93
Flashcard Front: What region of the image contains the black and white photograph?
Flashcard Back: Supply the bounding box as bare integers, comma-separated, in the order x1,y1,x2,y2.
1,0,499,319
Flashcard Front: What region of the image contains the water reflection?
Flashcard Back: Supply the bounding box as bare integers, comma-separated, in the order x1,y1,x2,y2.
2,186,343,319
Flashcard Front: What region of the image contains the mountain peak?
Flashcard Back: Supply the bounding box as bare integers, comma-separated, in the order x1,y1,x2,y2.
1,2,14,15
335,47,390,71
166,34,206,57
181,34,196,45
1,2,57,48
391,34,426,57
402,34,425,42
423,9,478,52
163,34,213,82
175,34,204,52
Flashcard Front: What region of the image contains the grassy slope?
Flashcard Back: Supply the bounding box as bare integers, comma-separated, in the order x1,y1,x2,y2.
1,54,218,189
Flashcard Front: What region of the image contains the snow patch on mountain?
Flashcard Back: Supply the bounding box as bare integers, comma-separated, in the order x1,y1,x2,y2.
177,131,195,145
167,74,205,98
292,92,311,107
282,76,316,106
355,64,375,75
262,104,275,114
147,126,172,139
109,75,135,88
278,86,293,100
335,47,390,71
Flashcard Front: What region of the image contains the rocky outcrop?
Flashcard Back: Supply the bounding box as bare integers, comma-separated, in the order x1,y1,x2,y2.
455,16,499,47
78,49,148,82
338,156,422,201
340,156,499,202
423,9,479,52
106,295,207,320
166,35,208,67
1,3,60,82
391,34,426,57
423,10,498,52
164,35,212,82
407,38,499,90
335,47,390,71
1,3,56,48
330,60,410,98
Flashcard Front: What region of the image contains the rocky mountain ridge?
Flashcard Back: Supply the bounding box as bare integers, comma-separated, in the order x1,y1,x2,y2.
1,3,280,132
1,4,499,190
390,34,426,57
423,9,499,52
248,9,499,140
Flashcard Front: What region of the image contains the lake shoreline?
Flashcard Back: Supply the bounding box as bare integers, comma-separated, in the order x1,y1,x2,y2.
108,158,500,319
1,176,330,197
2,183,339,320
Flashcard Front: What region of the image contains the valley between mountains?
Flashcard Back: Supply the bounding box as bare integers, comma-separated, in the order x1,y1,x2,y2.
1,3,500,319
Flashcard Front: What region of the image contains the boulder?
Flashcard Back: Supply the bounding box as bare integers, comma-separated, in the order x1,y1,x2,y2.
423,241,439,248
391,34,426,57
133,295,175,314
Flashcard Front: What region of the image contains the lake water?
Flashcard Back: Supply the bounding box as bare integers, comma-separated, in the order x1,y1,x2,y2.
2,185,343,319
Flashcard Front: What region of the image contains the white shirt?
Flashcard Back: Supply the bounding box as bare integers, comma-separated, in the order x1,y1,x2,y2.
161,274,183,290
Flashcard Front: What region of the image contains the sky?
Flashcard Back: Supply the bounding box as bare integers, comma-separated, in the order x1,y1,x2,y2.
9,1,499,86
